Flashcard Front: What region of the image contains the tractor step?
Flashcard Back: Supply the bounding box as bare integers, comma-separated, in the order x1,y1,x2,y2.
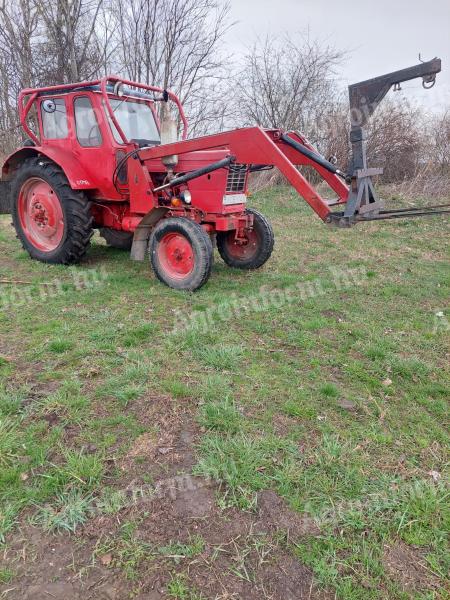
0,181,11,214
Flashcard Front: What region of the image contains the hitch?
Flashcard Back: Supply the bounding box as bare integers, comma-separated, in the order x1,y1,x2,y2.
337,58,443,225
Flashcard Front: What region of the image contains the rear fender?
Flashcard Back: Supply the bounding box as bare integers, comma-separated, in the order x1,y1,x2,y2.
1,146,95,191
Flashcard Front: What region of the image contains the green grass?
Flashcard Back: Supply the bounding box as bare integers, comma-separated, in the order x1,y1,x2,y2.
159,535,205,563
199,396,244,433
94,520,153,580
0,186,449,597
167,574,205,599
0,568,14,584
32,488,94,533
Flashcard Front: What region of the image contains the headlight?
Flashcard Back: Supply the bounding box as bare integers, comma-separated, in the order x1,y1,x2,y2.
181,190,192,204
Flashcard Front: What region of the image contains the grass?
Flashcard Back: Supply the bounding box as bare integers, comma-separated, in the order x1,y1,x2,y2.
94,520,153,580
159,535,205,563
32,488,94,533
167,574,205,599
0,568,14,584
198,396,244,433
0,186,449,597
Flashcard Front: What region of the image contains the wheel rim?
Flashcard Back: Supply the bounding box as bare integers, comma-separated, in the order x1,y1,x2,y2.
18,178,64,252
224,228,260,260
157,232,194,279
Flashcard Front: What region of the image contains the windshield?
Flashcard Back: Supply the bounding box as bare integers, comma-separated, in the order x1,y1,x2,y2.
108,99,160,145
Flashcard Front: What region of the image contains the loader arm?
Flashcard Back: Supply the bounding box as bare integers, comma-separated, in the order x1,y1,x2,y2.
140,58,448,228
138,127,350,221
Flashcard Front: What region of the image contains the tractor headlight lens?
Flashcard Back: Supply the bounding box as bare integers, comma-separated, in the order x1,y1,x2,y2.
181,190,192,204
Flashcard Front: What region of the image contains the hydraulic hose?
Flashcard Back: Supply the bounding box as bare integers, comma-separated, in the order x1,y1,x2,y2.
280,134,349,182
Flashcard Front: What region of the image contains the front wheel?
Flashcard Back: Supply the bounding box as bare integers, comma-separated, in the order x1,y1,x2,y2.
149,218,213,291
217,208,274,269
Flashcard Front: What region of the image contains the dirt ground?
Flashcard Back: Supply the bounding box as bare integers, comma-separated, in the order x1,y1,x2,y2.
1,395,330,600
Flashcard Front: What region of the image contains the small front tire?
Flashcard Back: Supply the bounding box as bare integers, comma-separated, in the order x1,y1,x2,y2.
217,208,274,269
149,218,213,291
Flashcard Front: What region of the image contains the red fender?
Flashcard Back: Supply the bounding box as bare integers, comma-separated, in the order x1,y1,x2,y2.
2,145,101,191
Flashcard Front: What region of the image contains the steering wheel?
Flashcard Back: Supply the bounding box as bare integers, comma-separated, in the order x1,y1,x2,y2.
86,124,101,146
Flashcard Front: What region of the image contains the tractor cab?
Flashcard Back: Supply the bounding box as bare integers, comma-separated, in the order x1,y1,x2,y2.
40,93,161,149
3,79,175,202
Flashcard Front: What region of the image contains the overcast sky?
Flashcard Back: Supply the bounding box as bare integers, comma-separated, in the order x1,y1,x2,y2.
225,0,450,112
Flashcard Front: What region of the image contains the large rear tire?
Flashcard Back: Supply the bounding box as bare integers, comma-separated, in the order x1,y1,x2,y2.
11,158,93,264
99,228,133,251
217,208,274,269
149,218,213,291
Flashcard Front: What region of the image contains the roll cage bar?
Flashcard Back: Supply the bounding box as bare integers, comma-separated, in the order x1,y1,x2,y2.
18,75,189,146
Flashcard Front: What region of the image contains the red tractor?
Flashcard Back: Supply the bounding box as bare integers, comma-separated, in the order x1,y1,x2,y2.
0,59,447,290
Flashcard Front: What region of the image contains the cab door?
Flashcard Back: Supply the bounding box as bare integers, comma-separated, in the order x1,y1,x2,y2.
71,95,116,198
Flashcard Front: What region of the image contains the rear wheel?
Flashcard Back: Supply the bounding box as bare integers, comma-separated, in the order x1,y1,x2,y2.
149,218,213,291
100,228,133,250
11,158,93,264
217,208,274,269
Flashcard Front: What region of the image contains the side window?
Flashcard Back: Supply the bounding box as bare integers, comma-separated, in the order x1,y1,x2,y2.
74,97,102,147
41,98,68,139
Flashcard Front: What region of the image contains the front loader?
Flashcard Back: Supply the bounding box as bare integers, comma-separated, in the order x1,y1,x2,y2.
0,58,447,290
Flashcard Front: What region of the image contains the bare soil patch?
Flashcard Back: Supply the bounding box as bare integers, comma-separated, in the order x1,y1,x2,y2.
382,541,441,593
255,490,321,539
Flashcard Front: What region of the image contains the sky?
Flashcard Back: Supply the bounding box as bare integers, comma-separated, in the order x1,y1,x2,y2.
225,0,450,113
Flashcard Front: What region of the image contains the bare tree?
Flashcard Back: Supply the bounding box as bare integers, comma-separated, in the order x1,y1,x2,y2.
0,0,43,152
0,0,448,192
237,33,343,135
36,0,105,82
310,98,425,183
111,0,233,136
428,109,450,174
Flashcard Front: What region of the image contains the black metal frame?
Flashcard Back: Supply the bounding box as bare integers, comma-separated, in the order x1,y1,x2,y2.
333,58,443,226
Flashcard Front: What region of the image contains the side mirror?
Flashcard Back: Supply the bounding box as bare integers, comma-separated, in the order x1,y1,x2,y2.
42,99,56,113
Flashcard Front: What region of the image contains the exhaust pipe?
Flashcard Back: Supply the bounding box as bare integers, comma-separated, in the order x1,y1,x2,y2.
160,103,179,174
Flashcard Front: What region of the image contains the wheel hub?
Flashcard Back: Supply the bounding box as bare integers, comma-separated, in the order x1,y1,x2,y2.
226,228,258,259
18,178,64,252
157,232,194,278
31,201,48,227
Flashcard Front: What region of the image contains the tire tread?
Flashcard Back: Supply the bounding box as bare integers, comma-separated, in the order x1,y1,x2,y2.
149,217,213,291
11,157,93,264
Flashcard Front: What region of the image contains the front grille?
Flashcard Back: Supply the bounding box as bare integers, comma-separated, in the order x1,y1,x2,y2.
226,164,247,193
